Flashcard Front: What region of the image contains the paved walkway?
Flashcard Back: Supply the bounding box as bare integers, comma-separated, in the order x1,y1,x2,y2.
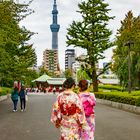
0,93,140,140
0,93,59,140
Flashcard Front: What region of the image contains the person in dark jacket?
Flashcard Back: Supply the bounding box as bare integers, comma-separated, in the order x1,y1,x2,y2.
19,86,27,111
11,87,19,112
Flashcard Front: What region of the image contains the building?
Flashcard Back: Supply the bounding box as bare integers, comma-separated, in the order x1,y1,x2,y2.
43,0,60,75
32,73,66,92
72,61,81,73
43,49,58,73
72,61,80,84
65,49,75,70
98,77,119,85
76,54,99,70
103,62,109,74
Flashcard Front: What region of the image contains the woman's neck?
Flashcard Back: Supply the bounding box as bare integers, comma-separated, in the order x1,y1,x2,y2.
65,89,73,92
80,90,89,93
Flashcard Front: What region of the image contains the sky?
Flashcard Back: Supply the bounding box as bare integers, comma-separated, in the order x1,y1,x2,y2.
20,0,140,70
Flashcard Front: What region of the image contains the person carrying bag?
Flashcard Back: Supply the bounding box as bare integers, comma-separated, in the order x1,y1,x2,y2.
19,86,27,112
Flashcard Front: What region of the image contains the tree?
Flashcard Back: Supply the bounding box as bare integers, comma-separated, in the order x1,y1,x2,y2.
39,67,52,77
66,0,114,92
0,1,37,87
112,11,140,89
64,69,73,79
24,69,39,87
77,67,90,82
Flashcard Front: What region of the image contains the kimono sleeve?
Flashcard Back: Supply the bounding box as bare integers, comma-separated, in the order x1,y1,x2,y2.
90,93,96,106
51,96,62,127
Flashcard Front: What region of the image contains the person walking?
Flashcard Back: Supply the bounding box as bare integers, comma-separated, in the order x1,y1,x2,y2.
78,79,96,140
51,77,86,140
53,86,56,94
11,87,19,112
19,86,27,112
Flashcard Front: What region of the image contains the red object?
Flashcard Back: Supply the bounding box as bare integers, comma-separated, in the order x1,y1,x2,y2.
48,88,53,92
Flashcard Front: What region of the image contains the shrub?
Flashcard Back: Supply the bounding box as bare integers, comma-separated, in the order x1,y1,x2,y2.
99,85,123,91
136,97,140,106
0,87,11,96
95,91,140,106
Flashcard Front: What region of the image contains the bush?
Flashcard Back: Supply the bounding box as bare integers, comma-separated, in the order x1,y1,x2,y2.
0,87,11,96
99,84,123,91
131,91,140,96
136,97,140,106
95,91,140,106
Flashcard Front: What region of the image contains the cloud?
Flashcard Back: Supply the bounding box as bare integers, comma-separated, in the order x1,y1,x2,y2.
20,0,140,70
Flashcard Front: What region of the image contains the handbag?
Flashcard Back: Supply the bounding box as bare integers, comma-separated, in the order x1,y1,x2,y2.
25,95,28,101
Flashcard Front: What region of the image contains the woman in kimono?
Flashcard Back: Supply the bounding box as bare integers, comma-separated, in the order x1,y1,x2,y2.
51,77,86,140
78,80,96,140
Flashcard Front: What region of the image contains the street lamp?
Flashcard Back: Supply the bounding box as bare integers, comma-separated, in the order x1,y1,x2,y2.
124,40,134,93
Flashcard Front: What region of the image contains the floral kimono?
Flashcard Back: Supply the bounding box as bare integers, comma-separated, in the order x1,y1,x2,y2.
51,91,86,140
79,92,96,140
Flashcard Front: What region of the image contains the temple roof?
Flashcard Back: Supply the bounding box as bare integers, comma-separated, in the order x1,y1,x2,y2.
32,74,51,82
32,74,66,85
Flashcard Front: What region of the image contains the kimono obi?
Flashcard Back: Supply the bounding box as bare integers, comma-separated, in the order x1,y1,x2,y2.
79,93,96,117
59,103,78,116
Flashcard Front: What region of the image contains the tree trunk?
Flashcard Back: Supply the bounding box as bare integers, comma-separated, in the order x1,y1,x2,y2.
92,66,98,92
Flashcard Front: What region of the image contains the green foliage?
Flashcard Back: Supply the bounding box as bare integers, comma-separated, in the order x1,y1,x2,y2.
95,91,140,106
136,97,140,106
73,86,79,94
0,1,37,87
23,69,39,87
99,84,123,91
131,92,140,96
64,69,73,78
39,67,52,77
0,87,11,96
66,0,114,92
77,67,90,82
112,11,140,89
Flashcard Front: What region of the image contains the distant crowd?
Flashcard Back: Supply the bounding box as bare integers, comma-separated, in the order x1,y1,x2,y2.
26,86,64,94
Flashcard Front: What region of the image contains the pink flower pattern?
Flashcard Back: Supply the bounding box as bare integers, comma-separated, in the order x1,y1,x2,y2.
79,92,96,140
51,91,86,140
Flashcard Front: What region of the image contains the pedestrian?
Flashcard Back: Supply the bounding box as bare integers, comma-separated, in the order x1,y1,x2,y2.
59,86,62,93
53,86,56,94
78,79,96,140
19,86,27,112
51,77,86,140
11,86,19,112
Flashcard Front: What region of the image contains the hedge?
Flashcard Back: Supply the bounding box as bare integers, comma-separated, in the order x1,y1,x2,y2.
98,85,123,91
0,87,11,96
95,91,140,106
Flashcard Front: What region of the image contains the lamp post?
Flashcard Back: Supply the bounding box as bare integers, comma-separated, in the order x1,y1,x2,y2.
125,40,133,93
128,41,131,93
